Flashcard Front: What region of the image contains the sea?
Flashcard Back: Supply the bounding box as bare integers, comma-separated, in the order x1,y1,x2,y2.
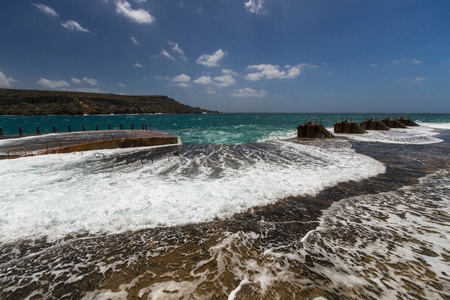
0,113,449,299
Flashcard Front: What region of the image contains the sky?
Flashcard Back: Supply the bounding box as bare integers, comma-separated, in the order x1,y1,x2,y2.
0,0,449,113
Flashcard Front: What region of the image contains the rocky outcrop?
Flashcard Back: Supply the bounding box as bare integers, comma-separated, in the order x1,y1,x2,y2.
0,89,219,115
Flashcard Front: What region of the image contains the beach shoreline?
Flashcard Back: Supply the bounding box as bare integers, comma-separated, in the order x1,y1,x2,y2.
1,129,448,299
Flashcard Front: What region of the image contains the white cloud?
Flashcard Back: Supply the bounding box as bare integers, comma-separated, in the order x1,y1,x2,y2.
391,58,404,65
395,77,408,83
117,83,126,87
172,74,191,87
133,63,144,68
169,41,187,62
245,64,313,81
231,87,267,97
0,71,16,87
32,3,59,17
131,36,139,45
213,74,235,88
115,0,155,24
395,77,426,83
222,69,238,76
370,64,378,68
134,0,146,2
83,77,98,85
71,77,82,84
37,78,70,89
161,49,175,61
196,49,227,67
244,0,265,15
411,59,422,65
177,83,190,88
193,72,236,88
61,20,89,32
193,76,214,85
206,87,216,94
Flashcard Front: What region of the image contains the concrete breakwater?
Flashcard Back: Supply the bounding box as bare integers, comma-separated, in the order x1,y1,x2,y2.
299,117,421,138
0,130,178,159
297,119,334,139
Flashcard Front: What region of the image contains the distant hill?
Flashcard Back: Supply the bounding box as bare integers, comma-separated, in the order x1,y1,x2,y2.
0,89,219,115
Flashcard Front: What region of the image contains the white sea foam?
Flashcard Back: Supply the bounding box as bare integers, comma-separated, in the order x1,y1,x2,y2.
334,125,444,144
289,170,450,299
416,122,450,130
0,140,385,243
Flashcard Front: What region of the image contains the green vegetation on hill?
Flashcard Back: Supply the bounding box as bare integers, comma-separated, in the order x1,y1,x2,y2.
0,89,218,115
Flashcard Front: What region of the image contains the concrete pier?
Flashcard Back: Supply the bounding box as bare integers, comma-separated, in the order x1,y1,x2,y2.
0,130,179,159
334,121,366,134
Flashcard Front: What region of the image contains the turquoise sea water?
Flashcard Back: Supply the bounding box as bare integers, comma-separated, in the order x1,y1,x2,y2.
0,113,449,145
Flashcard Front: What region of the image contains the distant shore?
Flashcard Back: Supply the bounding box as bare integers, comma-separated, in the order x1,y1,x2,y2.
0,88,219,115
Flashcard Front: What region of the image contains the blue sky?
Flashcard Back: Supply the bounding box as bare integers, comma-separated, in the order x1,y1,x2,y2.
0,0,449,113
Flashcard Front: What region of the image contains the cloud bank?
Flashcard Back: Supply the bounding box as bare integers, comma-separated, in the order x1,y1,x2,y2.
231,87,267,97
172,74,191,87
245,64,315,81
37,78,70,89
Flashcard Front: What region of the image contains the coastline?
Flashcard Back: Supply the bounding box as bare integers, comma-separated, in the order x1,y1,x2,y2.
1,130,448,299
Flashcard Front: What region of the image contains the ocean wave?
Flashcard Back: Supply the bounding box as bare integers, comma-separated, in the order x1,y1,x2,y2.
0,140,385,242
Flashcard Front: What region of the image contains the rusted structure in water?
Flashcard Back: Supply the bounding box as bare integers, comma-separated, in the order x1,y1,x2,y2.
361,118,390,131
397,117,419,127
381,118,407,129
298,119,334,139
334,120,366,134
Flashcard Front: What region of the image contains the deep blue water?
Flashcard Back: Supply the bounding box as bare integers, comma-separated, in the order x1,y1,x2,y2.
0,113,449,145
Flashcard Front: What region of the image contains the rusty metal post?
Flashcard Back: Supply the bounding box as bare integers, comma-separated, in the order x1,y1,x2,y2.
145,125,148,130
0,127,3,136
120,123,123,130
52,125,56,133
95,124,99,131
82,124,86,131
131,124,134,130
36,126,40,134
108,124,111,130
142,124,145,130
68,125,71,132
18,126,23,135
